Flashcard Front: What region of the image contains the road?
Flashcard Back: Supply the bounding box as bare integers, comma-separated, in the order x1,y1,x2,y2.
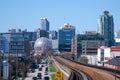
25,62,51,80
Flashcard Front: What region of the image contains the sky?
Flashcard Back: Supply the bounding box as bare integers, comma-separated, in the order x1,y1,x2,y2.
0,0,120,33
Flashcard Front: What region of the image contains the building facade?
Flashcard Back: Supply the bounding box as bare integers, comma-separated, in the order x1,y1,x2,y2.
23,32,37,51
115,30,120,46
9,33,25,56
0,35,8,53
0,29,37,56
58,23,75,52
76,31,105,58
71,37,75,54
98,11,115,47
0,33,11,53
49,30,58,40
36,28,49,39
97,46,120,64
41,18,49,31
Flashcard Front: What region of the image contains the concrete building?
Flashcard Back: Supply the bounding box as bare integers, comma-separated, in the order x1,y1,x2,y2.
9,33,29,56
58,23,75,52
115,30,120,46
98,11,115,47
76,31,105,59
97,46,120,65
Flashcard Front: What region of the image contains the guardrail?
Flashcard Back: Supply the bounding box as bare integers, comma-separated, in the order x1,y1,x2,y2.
54,56,89,80
61,56,120,76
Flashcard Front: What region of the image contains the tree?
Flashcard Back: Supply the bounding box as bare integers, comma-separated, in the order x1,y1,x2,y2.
42,46,53,56
9,55,33,79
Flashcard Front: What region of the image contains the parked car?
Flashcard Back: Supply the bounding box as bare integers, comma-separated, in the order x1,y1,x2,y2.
37,73,42,79
45,67,48,72
31,69,35,73
32,77,37,80
44,71,48,75
39,67,42,71
29,68,35,73
44,76,49,80
41,65,44,67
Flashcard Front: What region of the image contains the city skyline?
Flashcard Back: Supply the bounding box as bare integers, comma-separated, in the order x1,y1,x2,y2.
0,0,120,33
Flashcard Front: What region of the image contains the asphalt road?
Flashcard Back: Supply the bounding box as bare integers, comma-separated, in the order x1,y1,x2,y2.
25,62,51,80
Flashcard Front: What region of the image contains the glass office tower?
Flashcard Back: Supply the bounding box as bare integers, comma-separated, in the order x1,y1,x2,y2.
98,11,115,47
58,23,75,52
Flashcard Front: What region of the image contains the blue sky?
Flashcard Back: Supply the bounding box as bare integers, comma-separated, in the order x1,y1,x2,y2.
0,0,120,33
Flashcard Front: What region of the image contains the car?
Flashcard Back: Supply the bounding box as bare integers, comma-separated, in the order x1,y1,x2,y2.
45,67,48,71
44,71,48,75
29,68,35,73
28,69,31,73
37,73,42,79
41,65,44,67
41,62,45,64
31,69,35,73
44,76,49,80
39,67,42,71
35,64,39,69
32,77,37,80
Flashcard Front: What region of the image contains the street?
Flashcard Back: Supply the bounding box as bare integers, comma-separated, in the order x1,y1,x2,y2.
25,60,51,80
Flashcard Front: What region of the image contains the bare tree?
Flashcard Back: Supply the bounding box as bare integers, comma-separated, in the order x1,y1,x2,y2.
42,46,53,56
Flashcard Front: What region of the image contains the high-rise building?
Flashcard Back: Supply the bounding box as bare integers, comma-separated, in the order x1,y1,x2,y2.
58,23,75,52
41,18,49,31
98,11,115,47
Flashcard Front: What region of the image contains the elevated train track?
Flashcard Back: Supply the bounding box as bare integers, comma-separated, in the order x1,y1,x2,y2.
54,56,120,80
68,69,82,80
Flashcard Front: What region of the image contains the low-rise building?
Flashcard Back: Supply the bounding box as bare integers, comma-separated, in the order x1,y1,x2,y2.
76,31,105,59
97,46,120,65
